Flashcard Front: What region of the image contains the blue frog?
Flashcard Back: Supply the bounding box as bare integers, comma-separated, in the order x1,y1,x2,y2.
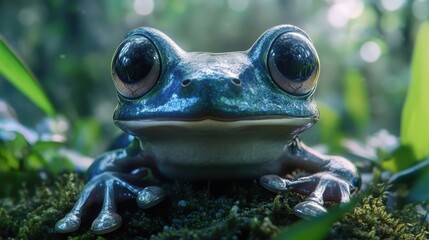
55,25,360,234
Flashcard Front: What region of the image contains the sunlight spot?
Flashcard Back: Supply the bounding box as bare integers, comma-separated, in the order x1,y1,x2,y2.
345,0,364,19
327,0,364,28
134,0,155,16
381,0,405,11
360,41,381,63
327,4,349,28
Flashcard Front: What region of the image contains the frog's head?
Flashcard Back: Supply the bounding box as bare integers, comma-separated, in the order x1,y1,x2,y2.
111,25,320,137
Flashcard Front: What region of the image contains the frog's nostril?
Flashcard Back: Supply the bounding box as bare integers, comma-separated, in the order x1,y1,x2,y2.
181,79,192,87
231,78,241,86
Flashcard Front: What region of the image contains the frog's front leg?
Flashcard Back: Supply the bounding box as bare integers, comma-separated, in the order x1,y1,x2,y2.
55,140,165,234
260,138,360,219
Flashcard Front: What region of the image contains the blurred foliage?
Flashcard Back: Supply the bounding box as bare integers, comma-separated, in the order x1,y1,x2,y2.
0,99,88,196
0,37,55,116
0,129,68,174
0,134,74,197
381,21,429,173
317,103,342,152
400,22,429,201
344,69,370,136
400,21,429,161
68,118,102,156
340,21,429,203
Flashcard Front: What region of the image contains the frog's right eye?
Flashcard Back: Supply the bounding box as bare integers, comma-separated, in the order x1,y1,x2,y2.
112,35,161,99
267,32,319,96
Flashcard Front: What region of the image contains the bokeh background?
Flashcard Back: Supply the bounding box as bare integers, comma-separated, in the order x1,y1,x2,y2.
1,0,428,155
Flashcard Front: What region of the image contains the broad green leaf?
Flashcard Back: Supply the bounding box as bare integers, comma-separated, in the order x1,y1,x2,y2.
0,36,55,116
388,152,427,184
408,158,429,202
69,118,101,155
318,103,342,151
344,69,370,135
274,197,360,240
381,145,417,172
0,144,20,171
400,21,429,162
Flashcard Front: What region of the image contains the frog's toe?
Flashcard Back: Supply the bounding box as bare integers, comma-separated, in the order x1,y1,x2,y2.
91,211,122,235
261,172,354,219
259,174,291,192
55,184,95,233
287,172,352,203
55,213,81,233
293,197,327,219
292,172,352,218
55,170,164,234
137,186,165,209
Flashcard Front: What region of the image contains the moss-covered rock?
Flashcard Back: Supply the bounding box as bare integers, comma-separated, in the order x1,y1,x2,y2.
0,173,427,239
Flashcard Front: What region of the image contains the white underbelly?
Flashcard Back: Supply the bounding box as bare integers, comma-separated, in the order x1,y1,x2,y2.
150,137,287,179
116,118,315,179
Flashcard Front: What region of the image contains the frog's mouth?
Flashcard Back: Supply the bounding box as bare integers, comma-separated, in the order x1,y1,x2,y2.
114,116,317,136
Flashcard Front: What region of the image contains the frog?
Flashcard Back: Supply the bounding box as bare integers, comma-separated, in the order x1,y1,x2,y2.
55,25,360,235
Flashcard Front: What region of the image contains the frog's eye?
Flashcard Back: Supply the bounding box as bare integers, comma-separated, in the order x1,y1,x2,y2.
268,32,319,96
112,35,161,99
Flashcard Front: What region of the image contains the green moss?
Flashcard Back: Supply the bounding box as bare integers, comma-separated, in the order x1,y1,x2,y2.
0,173,85,239
0,174,428,239
331,185,428,239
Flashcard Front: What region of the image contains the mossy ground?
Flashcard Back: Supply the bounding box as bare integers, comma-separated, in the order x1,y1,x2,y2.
0,173,428,239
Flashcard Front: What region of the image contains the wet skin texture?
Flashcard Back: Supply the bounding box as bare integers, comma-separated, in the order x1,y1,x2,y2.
55,25,360,235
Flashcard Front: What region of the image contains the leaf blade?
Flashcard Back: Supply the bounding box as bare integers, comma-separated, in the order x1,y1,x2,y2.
0,36,55,116
400,21,429,162
344,69,370,135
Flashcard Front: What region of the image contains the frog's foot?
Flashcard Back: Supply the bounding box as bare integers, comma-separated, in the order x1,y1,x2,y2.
260,172,353,219
55,168,165,234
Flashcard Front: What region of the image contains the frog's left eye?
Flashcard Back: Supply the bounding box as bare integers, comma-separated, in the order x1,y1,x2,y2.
112,35,161,99
268,32,319,96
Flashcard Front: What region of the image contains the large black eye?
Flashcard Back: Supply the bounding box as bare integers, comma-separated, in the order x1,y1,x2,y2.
268,32,319,95
112,35,161,99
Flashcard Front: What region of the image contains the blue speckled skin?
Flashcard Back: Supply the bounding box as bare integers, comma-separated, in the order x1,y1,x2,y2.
55,25,360,235
114,25,318,121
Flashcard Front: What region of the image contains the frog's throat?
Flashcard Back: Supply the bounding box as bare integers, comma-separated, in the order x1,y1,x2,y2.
114,117,317,133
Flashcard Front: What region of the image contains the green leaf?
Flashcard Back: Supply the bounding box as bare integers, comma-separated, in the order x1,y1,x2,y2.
274,197,361,240
0,144,20,171
0,36,55,116
69,118,101,155
400,22,429,161
317,103,342,151
408,158,429,202
344,69,370,135
381,144,417,172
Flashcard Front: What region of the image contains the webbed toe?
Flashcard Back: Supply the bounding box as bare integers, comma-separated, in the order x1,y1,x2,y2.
259,174,291,192
137,186,165,209
293,197,327,219
91,211,122,235
55,213,81,233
